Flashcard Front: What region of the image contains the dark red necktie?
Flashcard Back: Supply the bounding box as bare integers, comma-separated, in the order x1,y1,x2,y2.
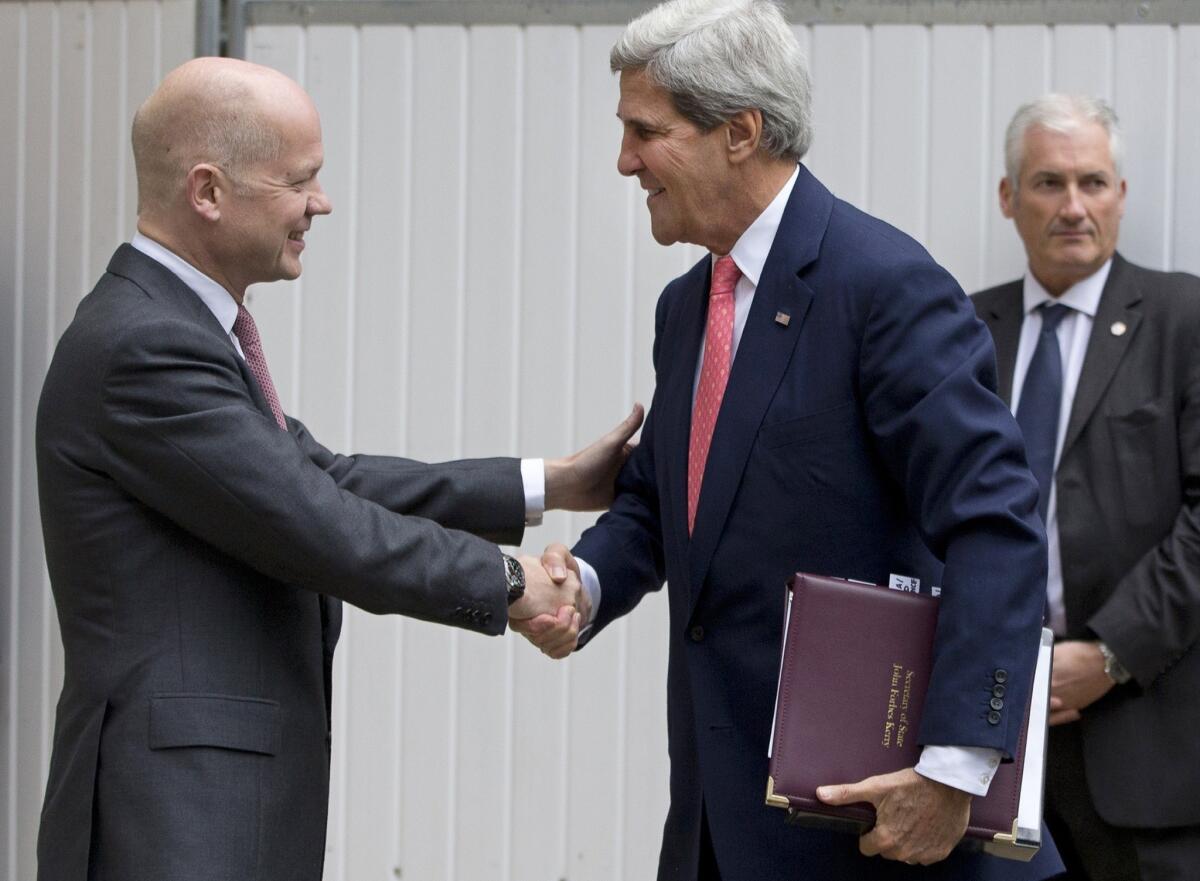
232,304,287,430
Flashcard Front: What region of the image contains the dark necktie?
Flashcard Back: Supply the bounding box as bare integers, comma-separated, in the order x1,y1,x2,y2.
233,304,288,430
1016,302,1071,522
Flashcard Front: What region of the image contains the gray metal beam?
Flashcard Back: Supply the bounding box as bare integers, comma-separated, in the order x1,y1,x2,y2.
195,0,222,57
240,0,1200,28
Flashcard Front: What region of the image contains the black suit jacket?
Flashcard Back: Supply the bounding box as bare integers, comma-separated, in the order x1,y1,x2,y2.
973,253,1200,828
35,245,526,880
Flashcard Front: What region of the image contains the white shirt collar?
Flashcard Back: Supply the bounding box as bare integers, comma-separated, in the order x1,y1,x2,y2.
1021,258,1112,319
717,164,800,283
131,232,240,337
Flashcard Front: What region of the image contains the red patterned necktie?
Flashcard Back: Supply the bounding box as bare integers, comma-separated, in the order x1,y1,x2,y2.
687,254,741,535
232,304,288,430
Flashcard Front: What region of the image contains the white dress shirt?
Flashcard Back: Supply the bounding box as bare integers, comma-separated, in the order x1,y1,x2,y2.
1010,259,1111,637
130,233,545,524
576,168,1003,796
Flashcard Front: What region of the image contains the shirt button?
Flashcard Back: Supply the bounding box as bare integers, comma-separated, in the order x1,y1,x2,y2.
990,697,1004,711
690,625,705,642
979,773,991,785
988,757,1000,769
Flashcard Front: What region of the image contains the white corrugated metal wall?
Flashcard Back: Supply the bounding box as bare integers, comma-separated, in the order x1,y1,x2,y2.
4,4,1200,879
0,4,195,879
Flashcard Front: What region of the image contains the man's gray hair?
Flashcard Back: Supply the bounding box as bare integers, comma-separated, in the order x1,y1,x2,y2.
1004,94,1123,190
611,0,813,162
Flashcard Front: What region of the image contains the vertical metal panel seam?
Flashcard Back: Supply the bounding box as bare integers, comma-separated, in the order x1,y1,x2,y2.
393,26,414,875
153,0,162,79
560,22,582,879
345,26,361,452
42,1,62,767
1106,22,1115,100
861,25,872,213
333,28,364,880
501,25,525,881
81,2,94,303
116,1,128,241
447,24,469,881
1042,24,1052,92
6,8,29,879
978,25,994,291
920,24,931,246
1163,25,1177,268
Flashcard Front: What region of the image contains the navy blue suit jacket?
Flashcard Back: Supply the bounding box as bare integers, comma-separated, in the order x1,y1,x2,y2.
574,166,1062,880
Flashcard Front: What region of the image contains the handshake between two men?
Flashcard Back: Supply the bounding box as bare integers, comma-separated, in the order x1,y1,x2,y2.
509,544,590,659
503,404,642,656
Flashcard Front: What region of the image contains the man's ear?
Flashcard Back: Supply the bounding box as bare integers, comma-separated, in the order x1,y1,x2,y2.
998,176,1016,219
187,164,225,222
726,108,763,164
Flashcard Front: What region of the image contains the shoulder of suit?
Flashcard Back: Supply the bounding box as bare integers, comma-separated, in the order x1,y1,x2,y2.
970,278,1021,305
1114,255,1200,320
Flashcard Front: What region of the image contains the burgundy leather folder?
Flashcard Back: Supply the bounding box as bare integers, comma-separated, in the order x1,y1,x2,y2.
766,572,1051,861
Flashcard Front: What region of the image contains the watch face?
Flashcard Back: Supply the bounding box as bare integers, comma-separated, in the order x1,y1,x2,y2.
504,555,525,604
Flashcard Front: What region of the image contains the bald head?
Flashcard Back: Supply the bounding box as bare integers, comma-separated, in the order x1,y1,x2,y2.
132,57,310,215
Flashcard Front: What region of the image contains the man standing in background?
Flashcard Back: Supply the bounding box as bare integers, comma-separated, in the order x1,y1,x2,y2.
973,94,1200,881
35,56,640,881
520,1,1061,878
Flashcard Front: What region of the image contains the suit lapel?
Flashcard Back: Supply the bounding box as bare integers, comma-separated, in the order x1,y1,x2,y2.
684,165,828,605
1061,254,1142,459
108,245,286,430
978,282,1024,407
661,260,711,576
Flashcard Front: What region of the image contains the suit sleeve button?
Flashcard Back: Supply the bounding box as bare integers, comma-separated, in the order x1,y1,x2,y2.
690,625,705,642
987,710,1002,725
990,697,1004,711
993,668,1009,684
992,684,1006,698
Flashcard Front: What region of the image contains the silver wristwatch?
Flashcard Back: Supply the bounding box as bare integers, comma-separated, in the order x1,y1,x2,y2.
1097,641,1131,685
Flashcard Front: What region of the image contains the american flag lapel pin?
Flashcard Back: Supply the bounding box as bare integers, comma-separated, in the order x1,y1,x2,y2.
774,311,791,327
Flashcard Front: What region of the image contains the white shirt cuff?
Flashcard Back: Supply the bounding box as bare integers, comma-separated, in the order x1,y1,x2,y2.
574,555,601,640
915,745,1002,797
520,458,544,527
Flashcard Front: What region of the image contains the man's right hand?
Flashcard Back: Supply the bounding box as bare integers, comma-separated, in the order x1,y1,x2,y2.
507,555,585,659
509,545,585,659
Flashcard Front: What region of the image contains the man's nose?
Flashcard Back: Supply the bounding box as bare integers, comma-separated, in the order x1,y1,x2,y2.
1059,185,1086,222
308,182,333,216
616,137,642,177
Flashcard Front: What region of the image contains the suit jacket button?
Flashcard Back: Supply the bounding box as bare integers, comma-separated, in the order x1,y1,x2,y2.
990,697,1004,711
690,625,705,642
992,684,1006,698
993,668,1008,684
987,710,1002,725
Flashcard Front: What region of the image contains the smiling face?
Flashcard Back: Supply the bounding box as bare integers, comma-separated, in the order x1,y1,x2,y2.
216,97,332,294
1000,121,1125,296
616,68,737,252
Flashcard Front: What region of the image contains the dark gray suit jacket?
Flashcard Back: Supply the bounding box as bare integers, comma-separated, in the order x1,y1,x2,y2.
35,245,526,880
973,253,1200,829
